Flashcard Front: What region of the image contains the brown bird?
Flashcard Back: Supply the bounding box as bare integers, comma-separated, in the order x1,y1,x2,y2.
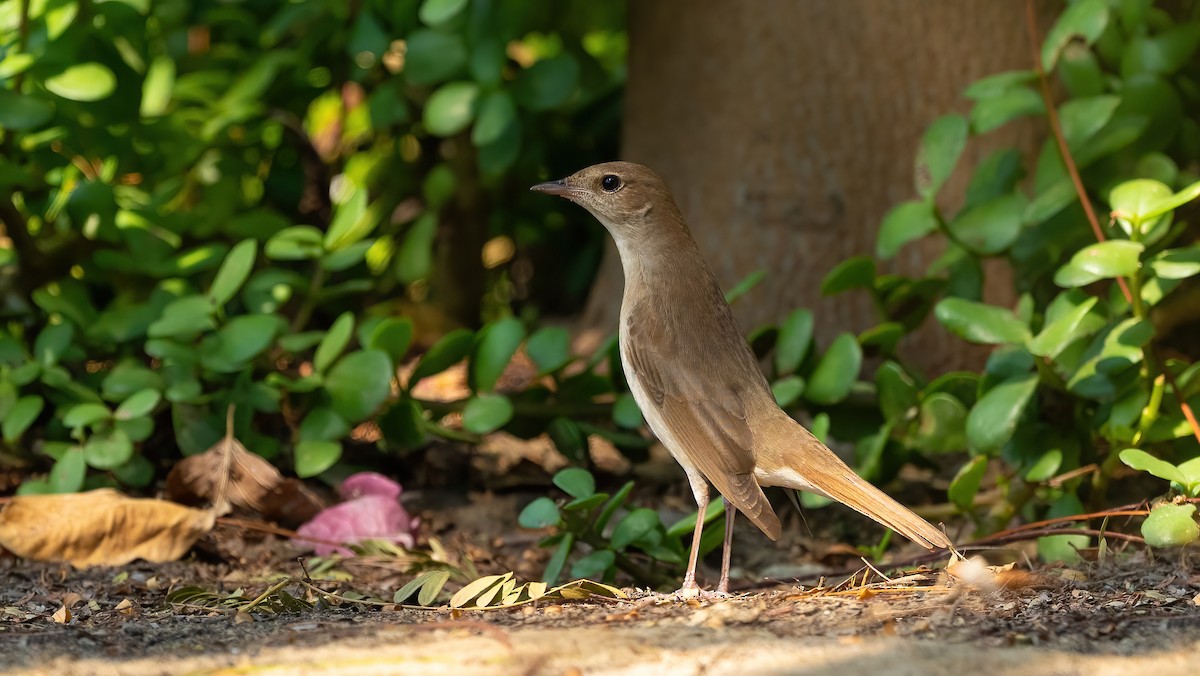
532,162,952,595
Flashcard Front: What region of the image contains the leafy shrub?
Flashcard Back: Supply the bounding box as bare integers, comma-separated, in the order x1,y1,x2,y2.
809,0,1200,548
0,0,625,492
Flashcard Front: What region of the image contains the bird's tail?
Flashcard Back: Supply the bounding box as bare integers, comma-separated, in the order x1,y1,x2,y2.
757,415,952,551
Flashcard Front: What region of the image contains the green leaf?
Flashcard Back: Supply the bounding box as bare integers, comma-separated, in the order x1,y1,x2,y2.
294,440,341,478
45,63,117,101
563,494,607,512
553,468,595,499
325,350,393,422
471,90,517,147
299,407,350,442
724,269,766,304
325,188,381,251
471,317,525,392
570,549,615,580
395,213,438,283
1053,241,1144,287
594,481,635,534
966,373,1038,454
947,193,1026,255
935,298,1030,344
207,240,256,308
775,309,814,376
199,314,280,371
1140,179,1200,224
1149,247,1200,280
1041,0,1109,70
424,81,479,137
612,393,643,429
525,326,571,374
876,362,918,422
1024,449,1063,483
3,395,44,442
820,256,875,295
410,328,473,387
543,532,574,585
513,55,579,111
877,200,937,259
63,402,111,428
969,87,1044,134
611,508,660,550
948,455,987,511
519,496,560,529
0,89,54,130
771,375,805,408
915,114,968,199
265,226,325,260
315,312,355,374
148,296,215,338
462,394,513,434
1058,95,1120,148
115,389,161,421
804,333,862,405
1122,24,1200,77
914,393,968,453
404,30,467,85
1028,296,1099,358
966,149,1025,208
963,70,1037,100
1119,448,1187,485
48,448,86,493
1038,494,1089,562
140,55,175,117
1109,178,1173,237
1141,503,1198,548
418,0,467,25
366,318,413,364
84,427,134,470
34,322,73,367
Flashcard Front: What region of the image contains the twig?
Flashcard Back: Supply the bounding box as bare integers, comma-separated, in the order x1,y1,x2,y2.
1023,0,1132,303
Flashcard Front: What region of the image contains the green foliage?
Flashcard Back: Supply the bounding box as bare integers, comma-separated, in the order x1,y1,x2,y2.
814,0,1200,554
0,0,625,489
517,467,729,587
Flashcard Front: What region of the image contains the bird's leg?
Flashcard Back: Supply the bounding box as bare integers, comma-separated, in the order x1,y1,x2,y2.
679,473,709,593
717,498,736,594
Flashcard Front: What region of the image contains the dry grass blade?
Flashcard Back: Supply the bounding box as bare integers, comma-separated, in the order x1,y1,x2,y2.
0,489,215,567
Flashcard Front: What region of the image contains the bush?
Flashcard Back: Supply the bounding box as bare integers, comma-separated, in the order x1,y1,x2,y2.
0,0,625,492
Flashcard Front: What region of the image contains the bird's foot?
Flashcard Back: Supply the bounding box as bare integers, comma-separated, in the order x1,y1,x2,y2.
638,586,733,604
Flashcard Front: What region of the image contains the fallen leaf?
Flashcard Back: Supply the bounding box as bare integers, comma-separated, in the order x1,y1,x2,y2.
59,592,82,609
51,605,70,624
114,599,133,611
0,489,215,567
292,472,417,557
165,408,324,526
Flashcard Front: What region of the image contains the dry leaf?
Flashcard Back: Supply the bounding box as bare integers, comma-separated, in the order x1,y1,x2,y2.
114,599,133,612
0,489,215,567
51,605,70,624
166,414,322,526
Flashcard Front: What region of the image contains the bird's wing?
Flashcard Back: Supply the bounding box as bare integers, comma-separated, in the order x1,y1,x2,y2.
624,310,782,540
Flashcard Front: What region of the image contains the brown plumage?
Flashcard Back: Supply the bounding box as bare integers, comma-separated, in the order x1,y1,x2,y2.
532,162,951,594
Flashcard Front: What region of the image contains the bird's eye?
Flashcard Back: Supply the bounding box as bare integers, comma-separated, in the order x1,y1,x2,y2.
601,174,621,192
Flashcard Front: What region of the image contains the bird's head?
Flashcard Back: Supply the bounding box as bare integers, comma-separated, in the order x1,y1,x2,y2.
530,162,682,244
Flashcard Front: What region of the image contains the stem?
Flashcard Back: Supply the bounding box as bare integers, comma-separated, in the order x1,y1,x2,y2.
288,264,327,332
1023,0,1134,305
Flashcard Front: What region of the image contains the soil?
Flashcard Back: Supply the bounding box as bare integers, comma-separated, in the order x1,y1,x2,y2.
1,550,1197,676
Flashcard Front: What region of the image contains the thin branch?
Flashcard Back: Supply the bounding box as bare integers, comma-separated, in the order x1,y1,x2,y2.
1023,0,1133,304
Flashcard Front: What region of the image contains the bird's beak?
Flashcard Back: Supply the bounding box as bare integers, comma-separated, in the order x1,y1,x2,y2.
530,179,576,198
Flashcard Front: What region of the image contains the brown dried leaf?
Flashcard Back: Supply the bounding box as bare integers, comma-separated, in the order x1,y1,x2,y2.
165,421,324,526
0,489,215,568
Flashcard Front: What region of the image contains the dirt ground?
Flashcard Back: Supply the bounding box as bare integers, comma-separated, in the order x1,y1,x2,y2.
1,551,1197,676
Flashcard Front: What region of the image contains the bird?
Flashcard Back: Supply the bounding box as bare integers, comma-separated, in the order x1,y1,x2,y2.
532,162,952,595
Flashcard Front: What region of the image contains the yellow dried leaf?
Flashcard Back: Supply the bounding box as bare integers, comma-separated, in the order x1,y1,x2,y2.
52,605,70,624
0,489,215,568
449,573,510,609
